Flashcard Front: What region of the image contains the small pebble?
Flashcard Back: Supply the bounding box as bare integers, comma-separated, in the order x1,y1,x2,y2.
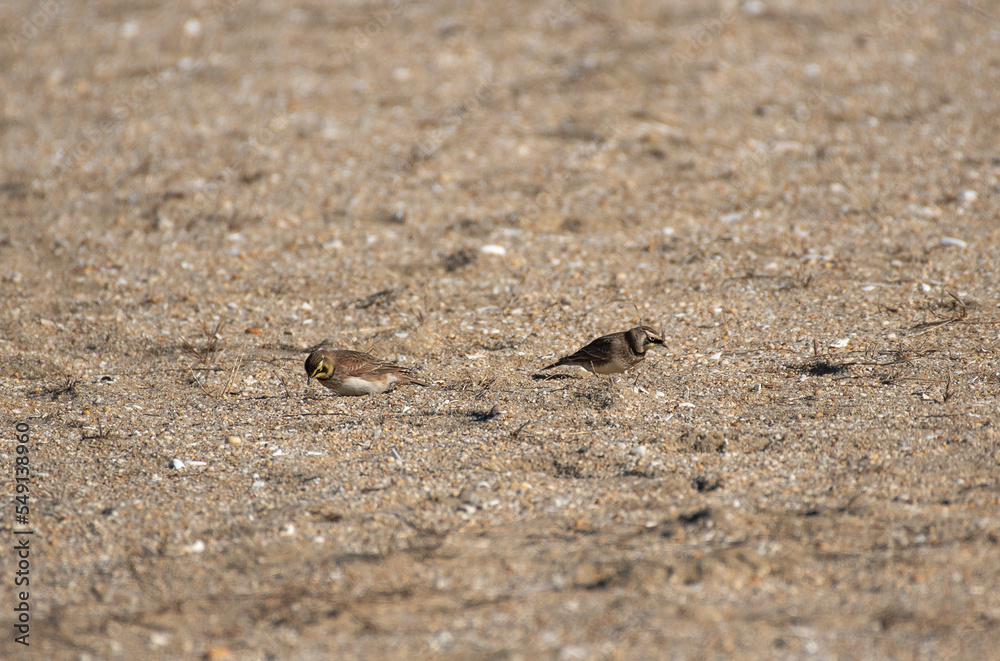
203,647,232,661
183,540,206,554
183,18,202,37
483,404,506,421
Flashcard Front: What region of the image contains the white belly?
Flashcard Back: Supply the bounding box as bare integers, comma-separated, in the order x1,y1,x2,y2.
335,375,394,396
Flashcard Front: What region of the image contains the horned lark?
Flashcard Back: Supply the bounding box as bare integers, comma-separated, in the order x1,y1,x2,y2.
304,349,427,396
542,325,666,375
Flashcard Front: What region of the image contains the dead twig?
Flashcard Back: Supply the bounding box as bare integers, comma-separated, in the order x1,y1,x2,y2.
281,412,354,418
905,291,966,337
351,288,395,309
186,367,213,397
43,377,79,401
274,369,292,398
220,352,244,397
81,417,111,441
181,319,228,365
180,321,247,397
510,422,530,439
941,368,956,404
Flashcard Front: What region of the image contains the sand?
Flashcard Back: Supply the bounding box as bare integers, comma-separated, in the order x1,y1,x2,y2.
2,0,999,659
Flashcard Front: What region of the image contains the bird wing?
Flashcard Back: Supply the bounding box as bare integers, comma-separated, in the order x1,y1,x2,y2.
556,335,616,365
572,337,615,361
369,362,413,376
361,358,425,385
332,350,382,375
336,350,416,377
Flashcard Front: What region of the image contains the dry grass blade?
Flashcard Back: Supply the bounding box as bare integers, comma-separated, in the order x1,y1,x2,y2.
43,377,79,400
905,291,967,337
220,352,244,397
472,374,499,399
352,288,394,309
179,321,245,397
81,417,112,441
181,320,228,365
941,368,956,404
186,366,213,397
510,421,531,439
273,369,292,398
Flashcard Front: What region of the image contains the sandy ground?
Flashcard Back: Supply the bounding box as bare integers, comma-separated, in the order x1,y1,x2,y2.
2,0,1000,659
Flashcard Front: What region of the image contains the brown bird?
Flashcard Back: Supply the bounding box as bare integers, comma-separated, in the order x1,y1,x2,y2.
542,325,666,375
304,349,427,396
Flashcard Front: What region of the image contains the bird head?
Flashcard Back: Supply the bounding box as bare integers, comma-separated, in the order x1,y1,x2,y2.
304,351,334,382
631,326,666,353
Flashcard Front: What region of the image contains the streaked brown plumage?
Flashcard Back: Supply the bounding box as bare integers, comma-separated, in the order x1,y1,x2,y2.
542,325,665,375
305,349,426,396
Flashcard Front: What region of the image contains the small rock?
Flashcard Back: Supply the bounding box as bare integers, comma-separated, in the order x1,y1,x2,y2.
183,540,206,554
482,404,506,421
443,248,476,271
459,485,488,506
203,647,232,661
183,18,202,37
150,631,170,647
692,475,723,492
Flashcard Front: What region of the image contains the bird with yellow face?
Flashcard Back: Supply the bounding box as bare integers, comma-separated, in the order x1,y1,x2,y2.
305,349,427,396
